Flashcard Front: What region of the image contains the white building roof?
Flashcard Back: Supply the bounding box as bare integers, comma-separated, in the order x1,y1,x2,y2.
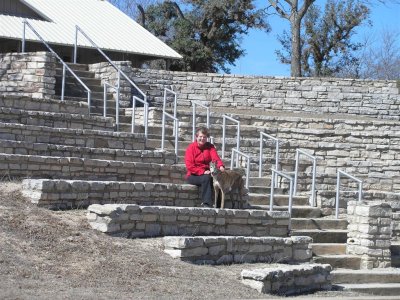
0,0,182,59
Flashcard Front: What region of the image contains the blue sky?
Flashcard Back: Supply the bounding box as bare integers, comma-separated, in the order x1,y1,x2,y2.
227,0,400,76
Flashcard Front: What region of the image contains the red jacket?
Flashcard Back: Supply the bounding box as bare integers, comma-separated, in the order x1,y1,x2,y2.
185,141,224,178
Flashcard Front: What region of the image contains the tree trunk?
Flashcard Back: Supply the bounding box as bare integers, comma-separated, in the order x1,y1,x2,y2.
290,17,302,77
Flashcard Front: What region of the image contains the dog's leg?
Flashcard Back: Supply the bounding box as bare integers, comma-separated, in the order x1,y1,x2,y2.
213,186,219,208
220,190,225,209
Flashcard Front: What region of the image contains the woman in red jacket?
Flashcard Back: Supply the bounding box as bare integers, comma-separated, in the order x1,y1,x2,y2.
185,127,225,207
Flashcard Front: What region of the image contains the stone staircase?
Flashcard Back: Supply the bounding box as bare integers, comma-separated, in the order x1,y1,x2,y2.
1,59,400,296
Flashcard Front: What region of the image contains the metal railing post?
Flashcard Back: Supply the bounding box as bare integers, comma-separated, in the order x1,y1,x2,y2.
293,149,317,207
116,71,120,131
22,20,26,52
221,115,240,161
230,149,250,189
259,132,280,187
61,64,66,101
103,83,107,117
270,169,294,231
335,169,363,219
74,26,78,64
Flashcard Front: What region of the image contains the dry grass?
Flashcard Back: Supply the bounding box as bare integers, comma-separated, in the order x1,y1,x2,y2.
0,181,366,299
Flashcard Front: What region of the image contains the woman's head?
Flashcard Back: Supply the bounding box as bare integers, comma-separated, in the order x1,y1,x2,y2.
195,127,209,147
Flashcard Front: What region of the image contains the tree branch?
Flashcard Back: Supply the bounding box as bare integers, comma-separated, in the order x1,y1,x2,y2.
268,0,289,19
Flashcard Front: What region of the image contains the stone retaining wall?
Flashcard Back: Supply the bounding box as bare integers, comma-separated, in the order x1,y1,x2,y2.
241,264,332,295
131,68,399,120
347,200,392,269
22,179,200,209
0,154,186,182
0,52,56,99
394,213,400,238
0,95,88,115
0,123,146,150
0,107,114,131
22,179,247,209
87,204,290,238
163,236,312,265
0,140,175,164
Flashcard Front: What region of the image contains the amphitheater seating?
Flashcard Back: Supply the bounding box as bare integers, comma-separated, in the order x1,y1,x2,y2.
1,56,400,295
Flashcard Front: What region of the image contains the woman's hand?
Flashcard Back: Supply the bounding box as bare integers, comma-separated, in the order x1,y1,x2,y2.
204,170,211,175
219,166,225,172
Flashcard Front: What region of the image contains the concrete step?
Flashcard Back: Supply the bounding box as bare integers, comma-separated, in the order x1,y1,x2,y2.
250,205,322,218
332,268,400,284
337,283,400,296
0,95,89,115
311,243,346,255
247,185,287,194
0,122,146,151
0,140,175,164
0,107,114,131
291,229,348,243
0,153,186,182
248,193,309,206
291,218,348,230
313,255,361,270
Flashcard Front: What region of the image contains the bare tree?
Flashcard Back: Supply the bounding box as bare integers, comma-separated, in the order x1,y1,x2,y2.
108,0,159,19
359,29,400,80
268,0,315,77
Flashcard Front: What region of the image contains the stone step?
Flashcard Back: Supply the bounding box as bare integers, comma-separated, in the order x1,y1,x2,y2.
313,255,361,270
0,153,186,182
174,107,400,132
248,193,309,206
0,95,89,115
22,179,200,209
57,63,89,72
0,140,175,163
0,122,146,151
332,268,400,284
311,243,346,255
251,205,322,218
291,218,348,230
87,204,290,238
337,283,400,296
0,107,114,131
55,77,104,90
163,236,313,265
291,229,348,243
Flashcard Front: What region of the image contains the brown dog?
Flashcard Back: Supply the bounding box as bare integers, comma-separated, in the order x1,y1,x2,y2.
209,161,246,209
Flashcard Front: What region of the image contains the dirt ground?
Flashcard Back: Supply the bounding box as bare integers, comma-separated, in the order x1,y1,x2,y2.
0,181,372,300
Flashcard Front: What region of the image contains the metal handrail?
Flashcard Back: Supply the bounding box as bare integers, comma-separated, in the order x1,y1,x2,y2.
259,132,280,188
22,20,92,113
161,111,179,160
230,149,250,189
270,169,294,231
103,71,120,130
131,96,149,138
222,115,240,163
164,88,177,136
293,149,317,207
335,170,363,219
191,101,210,141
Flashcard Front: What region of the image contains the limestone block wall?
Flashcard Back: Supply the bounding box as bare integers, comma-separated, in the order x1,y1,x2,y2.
22,179,248,210
0,123,146,150
0,107,114,131
0,95,88,115
241,264,332,295
0,154,186,182
87,204,290,238
163,236,312,265
131,68,399,119
0,52,56,99
88,61,136,106
347,200,392,269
